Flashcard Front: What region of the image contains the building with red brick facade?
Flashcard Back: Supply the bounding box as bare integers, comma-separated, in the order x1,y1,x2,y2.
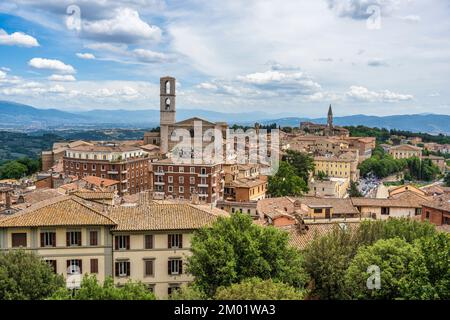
63,144,152,195
421,195,450,226
152,158,224,204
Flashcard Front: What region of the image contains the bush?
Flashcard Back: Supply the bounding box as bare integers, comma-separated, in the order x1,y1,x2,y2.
214,278,305,300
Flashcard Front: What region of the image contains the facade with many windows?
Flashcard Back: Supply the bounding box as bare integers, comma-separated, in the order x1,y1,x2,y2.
63,144,152,195
152,159,224,204
0,194,228,298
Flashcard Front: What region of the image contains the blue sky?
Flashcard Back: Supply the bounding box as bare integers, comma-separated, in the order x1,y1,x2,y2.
0,0,449,117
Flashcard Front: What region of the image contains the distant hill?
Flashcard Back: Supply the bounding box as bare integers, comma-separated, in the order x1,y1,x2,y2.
0,100,89,129
262,114,450,135
0,100,449,134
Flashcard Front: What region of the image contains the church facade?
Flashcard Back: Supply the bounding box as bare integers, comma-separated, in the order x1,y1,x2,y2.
299,105,349,137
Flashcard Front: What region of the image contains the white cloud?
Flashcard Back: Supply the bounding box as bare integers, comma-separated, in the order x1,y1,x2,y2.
197,82,218,90
346,85,413,102
0,28,39,47
28,58,76,74
0,70,6,79
81,8,161,44
399,15,421,23
48,74,76,82
132,48,169,63
76,52,96,60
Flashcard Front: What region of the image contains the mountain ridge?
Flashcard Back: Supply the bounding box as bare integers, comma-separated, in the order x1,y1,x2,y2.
1,100,449,134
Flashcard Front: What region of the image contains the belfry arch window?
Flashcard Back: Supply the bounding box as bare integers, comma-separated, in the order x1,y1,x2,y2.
165,98,171,110
165,81,171,94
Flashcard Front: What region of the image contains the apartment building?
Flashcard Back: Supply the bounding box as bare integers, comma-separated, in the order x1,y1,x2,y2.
152,159,224,204
224,177,268,202
313,152,360,181
389,144,422,159
0,194,228,298
63,144,151,195
0,196,115,282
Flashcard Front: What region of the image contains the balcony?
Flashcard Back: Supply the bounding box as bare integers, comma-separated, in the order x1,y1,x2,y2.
198,173,208,177
108,170,119,175
121,179,128,184
155,181,165,186
198,193,208,197
154,171,165,176
198,183,209,188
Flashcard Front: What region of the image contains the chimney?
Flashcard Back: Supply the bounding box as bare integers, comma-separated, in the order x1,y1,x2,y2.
191,190,200,205
5,190,11,210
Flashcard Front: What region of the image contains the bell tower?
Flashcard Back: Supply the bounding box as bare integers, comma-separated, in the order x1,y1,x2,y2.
160,76,176,154
327,104,333,129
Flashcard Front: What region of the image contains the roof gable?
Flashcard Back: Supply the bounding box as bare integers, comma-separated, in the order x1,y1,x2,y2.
0,196,116,228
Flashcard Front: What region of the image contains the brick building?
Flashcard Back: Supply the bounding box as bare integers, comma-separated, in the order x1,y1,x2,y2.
63,144,151,195
421,195,450,226
152,159,224,204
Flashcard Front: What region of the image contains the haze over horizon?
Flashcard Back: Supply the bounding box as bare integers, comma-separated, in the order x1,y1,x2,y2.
1,0,449,117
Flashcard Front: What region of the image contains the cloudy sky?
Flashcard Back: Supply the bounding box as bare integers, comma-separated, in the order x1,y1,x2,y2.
0,0,449,117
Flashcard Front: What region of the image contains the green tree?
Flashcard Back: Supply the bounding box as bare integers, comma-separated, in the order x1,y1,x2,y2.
0,161,28,179
355,218,436,245
268,161,307,197
343,238,431,299
50,275,156,300
348,181,363,197
0,250,65,300
303,218,437,300
445,172,450,187
282,150,315,183
214,278,305,300
412,233,450,299
169,284,209,300
187,212,308,296
303,226,359,299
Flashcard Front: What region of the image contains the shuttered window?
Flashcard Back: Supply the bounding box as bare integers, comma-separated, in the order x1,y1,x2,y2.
40,232,56,247
144,235,153,249
67,259,82,274
11,233,27,247
168,234,183,249
90,259,99,274
66,231,82,246
168,259,183,275
115,261,130,277
89,231,98,246
144,260,154,276
115,235,130,250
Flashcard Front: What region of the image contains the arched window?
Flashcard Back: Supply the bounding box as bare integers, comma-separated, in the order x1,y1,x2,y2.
165,81,171,94
165,98,171,110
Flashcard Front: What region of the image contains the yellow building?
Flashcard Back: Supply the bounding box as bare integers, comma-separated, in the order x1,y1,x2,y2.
314,152,359,181
0,196,115,282
0,194,228,298
108,203,227,297
389,144,422,159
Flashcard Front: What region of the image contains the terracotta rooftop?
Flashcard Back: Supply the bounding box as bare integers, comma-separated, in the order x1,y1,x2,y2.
109,203,229,231
282,222,361,250
422,194,450,212
0,196,115,227
73,191,115,201
390,144,422,151
82,175,119,188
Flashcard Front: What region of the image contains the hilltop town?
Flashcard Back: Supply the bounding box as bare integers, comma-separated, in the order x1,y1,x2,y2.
0,77,448,299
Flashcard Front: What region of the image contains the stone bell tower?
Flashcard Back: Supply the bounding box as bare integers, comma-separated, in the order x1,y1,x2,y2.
160,76,176,154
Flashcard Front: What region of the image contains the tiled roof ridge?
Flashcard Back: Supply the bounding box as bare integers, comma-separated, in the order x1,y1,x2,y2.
70,196,117,225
